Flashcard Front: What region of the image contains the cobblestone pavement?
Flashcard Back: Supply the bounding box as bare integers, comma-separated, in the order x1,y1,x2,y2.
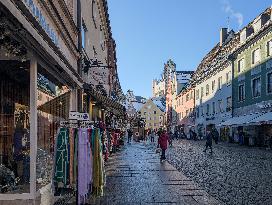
90,141,222,205
167,139,272,205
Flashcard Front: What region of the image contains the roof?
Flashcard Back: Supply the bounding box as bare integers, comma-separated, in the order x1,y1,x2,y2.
176,71,194,74
151,97,166,112
248,112,272,125
135,96,147,103
218,113,262,127
132,101,144,112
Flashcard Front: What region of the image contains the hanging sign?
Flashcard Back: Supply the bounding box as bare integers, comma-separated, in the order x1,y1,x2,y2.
69,111,90,121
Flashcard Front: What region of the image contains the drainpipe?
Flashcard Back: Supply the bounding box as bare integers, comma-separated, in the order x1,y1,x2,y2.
77,0,82,112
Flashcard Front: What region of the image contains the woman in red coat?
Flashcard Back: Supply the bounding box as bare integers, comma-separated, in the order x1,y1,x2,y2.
158,130,170,161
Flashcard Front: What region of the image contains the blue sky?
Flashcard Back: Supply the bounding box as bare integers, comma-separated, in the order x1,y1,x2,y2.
107,0,271,98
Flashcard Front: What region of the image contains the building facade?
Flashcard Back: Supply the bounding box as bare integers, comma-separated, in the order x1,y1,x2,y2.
139,99,165,130
229,7,272,145
0,0,124,204
192,28,239,139
176,85,195,136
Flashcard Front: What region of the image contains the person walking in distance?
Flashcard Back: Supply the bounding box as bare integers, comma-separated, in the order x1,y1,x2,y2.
127,129,133,143
203,130,213,154
150,129,155,143
158,130,170,162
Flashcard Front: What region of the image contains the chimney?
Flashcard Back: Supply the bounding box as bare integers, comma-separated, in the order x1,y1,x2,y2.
220,28,228,46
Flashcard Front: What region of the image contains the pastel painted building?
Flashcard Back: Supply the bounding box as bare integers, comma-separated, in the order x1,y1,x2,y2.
192,28,240,138
176,85,195,136
228,7,272,145
140,98,165,130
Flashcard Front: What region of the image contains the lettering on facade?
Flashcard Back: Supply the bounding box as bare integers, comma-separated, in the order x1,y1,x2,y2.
23,0,59,46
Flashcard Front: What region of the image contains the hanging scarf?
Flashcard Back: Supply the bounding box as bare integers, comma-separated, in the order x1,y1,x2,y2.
93,128,105,196
53,127,69,188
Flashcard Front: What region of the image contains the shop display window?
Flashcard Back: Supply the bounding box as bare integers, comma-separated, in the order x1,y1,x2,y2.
36,68,70,191
0,60,30,194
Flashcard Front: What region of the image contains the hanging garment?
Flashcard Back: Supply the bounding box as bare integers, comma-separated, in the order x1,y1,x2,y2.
69,128,75,186
78,128,93,204
93,129,105,196
53,127,69,188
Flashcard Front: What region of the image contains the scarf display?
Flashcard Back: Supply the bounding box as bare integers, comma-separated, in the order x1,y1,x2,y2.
53,127,106,204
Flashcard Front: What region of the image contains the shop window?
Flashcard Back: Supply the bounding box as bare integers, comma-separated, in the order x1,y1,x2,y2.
238,84,245,102
267,72,272,94
252,77,261,97
0,60,30,194
36,69,70,191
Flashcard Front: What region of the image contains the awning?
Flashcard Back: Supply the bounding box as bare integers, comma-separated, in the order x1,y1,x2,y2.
247,112,272,125
83,83,126,117
218,113,262,127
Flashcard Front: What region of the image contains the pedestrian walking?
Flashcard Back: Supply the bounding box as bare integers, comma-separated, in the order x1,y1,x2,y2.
158,130,170,162
203,130,213,154
150,129,155,143
127,129,133,143
212,128,219,144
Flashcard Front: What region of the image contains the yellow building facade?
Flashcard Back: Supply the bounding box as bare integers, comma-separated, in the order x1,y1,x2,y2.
139,99,165,130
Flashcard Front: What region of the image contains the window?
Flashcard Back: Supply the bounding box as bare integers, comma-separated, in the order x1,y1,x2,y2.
218,100,223,113
238,59,244,73
181,97,183,105
267,40,272,56
92,0,97,28
212,80,216,92
226,97,232,111
226,71,231,85
154,111,156,114
81,21,87,49
206,84,209,96
267,72,272,94
190,91,194,99
218,77,222,90
252,77,261,97
201,87,204,98
144,112,146,115
206,104,210,115
186,110,189,116
238,84,245,101
212,102,215,114
154,116,156,120
154,123,157,127
196,89,199,100
252,48,261,64
186,93,189,101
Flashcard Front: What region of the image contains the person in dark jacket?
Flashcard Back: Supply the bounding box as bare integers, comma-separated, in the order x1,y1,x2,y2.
203,130,213,153
158,130,170,161
127,129,133,143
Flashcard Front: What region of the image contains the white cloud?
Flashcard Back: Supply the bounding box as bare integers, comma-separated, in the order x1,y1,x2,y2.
221,0,243,28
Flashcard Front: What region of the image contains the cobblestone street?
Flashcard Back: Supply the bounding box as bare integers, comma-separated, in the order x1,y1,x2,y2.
90,141,222,205
167,140,272,205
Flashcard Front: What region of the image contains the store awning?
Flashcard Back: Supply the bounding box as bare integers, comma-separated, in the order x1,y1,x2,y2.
218,113,262,127
247,112,272,125
83,83,126,117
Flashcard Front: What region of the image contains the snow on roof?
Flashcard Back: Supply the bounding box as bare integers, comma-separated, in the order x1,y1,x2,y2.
151,97,166,112
132,101,144,112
